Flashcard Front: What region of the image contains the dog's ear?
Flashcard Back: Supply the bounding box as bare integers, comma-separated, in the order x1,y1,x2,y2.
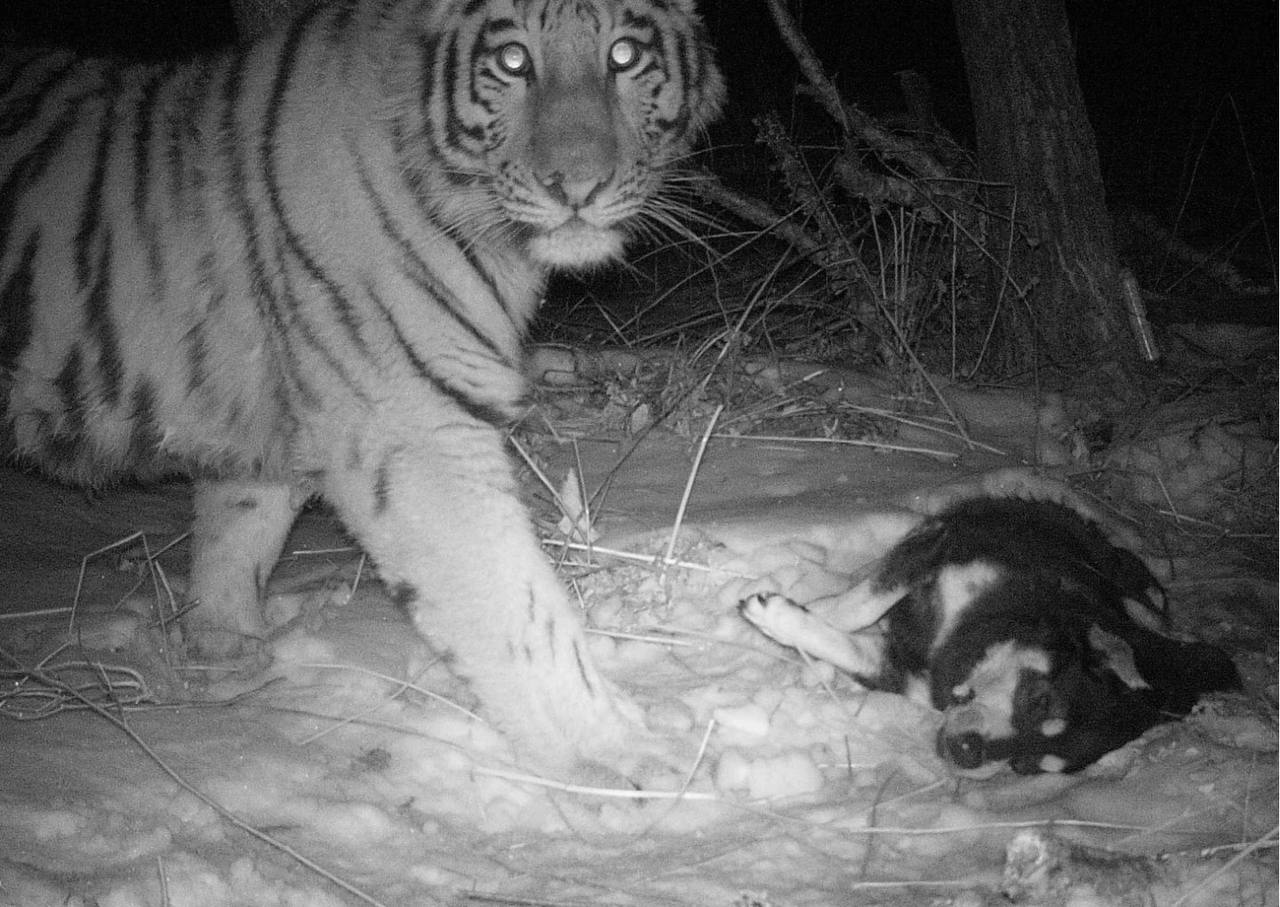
1087,624,1151,690
1120,593,1168,632
1108,547,1169,626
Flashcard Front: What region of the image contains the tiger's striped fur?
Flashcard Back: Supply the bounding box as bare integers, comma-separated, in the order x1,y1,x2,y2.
0,0,722,770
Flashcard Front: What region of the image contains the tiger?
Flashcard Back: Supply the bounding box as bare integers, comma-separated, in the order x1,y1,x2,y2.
0,0,723,773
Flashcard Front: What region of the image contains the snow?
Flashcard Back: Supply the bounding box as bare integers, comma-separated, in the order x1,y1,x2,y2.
0,364,1275,907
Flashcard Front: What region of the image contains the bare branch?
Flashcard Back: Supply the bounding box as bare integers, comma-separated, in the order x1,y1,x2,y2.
694,178,826,259
763,0,949,182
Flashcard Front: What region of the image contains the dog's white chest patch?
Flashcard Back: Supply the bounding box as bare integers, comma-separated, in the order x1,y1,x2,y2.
931,560,1002,654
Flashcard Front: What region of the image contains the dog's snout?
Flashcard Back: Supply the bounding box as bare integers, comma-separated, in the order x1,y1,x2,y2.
942,731,986,769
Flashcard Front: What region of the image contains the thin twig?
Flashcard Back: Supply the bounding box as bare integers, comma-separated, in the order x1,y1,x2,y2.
1168,824,1280,907
584,628,702,648
714,431,959,459
71,531,145,633
539,539,739,576
297,662,482,724
472,766,717,801
762,0,946,180
663,404,725,570
0,606,75,621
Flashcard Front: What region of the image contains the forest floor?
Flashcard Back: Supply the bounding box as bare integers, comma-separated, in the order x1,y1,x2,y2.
0,341,1275,907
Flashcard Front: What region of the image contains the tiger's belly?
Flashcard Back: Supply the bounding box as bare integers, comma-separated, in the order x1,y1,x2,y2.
3,291,288,485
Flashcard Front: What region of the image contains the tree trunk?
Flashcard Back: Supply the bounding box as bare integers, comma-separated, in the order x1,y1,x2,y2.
953,0,1135,377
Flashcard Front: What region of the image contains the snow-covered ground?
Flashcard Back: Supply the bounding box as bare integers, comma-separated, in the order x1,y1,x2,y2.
1,360,1275,907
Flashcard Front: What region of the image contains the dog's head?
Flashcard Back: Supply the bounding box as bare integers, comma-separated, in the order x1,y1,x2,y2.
874,498,1240,776
928,609,1238,776
931,629,1160,775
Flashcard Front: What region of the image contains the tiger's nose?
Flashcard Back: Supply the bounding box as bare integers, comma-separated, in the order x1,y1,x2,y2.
539,169,612,208
531,79,618,209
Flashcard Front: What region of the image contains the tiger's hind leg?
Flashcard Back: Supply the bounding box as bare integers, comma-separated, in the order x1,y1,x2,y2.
321,428,637,773
187,479,299,657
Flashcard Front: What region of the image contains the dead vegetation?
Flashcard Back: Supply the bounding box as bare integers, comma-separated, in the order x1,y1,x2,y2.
531,0,1276,555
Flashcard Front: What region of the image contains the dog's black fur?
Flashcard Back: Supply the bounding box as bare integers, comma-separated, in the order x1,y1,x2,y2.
740,498,1240,775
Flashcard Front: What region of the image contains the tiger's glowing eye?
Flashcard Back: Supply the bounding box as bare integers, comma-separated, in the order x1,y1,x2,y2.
496,42,531,76
608,38,641,72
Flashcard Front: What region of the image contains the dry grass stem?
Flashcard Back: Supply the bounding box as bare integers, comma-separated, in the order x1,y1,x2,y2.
733,801,1167,837
70,531,146,633
0,606,74,621
843,406,1008,455
67,531,187,672
663,403,725,569
0,653,153,719
508,433,572,519
540,538,750,578
683,718,717,791
847,879,971,891
472,766,718,801
623,718,722,840
463,894,603,906
1168,824,1279,907
714,432,959,460
156,855,171,907
297,662,482,724
296,668,427,746
346,552,367,603
584,627,702,648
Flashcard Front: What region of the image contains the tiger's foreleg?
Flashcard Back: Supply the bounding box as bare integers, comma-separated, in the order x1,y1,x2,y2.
322,428,636,771
187,479,300,657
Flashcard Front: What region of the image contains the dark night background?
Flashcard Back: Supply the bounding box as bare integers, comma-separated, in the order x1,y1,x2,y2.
2,0,1275,287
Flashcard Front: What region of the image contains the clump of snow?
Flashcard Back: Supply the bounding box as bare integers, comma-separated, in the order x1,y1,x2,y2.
715,748,824,799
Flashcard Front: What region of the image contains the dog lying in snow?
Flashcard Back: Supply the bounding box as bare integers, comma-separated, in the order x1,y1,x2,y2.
739,497,1240,776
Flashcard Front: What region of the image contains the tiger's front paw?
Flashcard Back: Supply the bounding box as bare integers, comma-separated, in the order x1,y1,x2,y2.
555,695,703,793
181,609,268,660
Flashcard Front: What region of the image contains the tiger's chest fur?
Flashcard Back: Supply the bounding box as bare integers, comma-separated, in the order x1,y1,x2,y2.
0,0,723,775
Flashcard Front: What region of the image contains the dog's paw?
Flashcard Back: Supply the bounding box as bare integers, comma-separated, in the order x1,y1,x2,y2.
740,592,881,677
739,592,808,646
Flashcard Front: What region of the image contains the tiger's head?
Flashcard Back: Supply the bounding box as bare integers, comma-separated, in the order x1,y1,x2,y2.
410,0,724,269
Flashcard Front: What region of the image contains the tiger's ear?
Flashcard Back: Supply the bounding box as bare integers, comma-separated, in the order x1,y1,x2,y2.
1087,624,1150,690
672,0,726,131
693,60,726,131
